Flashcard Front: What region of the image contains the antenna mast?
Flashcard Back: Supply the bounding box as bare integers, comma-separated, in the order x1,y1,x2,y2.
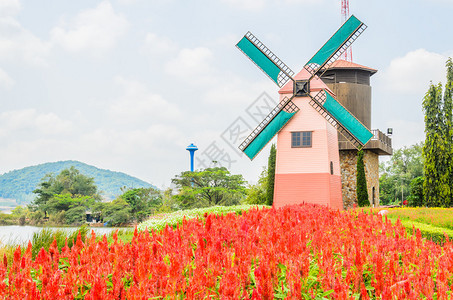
341,0,352,61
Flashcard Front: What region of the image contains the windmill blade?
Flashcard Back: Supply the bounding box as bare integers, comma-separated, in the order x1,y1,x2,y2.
304,15,366,78
308,90,373,148
239,96,299,160
236,32,295,88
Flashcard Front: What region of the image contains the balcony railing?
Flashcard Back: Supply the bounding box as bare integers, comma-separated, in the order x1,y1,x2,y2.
370,129,392,148
338,128,392,155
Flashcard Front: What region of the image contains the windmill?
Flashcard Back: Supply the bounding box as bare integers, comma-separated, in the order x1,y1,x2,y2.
236,15,373,209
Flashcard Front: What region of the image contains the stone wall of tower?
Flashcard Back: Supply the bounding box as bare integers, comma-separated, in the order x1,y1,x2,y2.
339,150,380,209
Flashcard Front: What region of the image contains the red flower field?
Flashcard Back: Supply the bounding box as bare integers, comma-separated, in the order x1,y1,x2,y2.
1,204,452,299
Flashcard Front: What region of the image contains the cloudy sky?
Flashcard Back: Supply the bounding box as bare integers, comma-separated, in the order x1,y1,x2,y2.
0,0,452,188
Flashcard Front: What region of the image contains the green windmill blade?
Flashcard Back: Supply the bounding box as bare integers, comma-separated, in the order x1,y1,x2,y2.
304,15,367,77
239,97,299,160
236,16,370,159
309,90,373,148
236,32,295,88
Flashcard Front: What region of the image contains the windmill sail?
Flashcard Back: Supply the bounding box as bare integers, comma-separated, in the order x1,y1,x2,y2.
236,32,294,88
236,16,370,158
309,90,373,148
239,97,299,160
304,15,366,77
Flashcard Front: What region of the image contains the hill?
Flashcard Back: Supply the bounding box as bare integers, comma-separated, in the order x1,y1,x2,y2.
0,160,156,206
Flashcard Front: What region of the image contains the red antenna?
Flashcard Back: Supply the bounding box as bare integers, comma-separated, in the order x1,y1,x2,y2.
341,0,352,61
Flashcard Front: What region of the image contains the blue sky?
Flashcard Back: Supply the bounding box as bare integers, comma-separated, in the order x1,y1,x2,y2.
0,0,452,188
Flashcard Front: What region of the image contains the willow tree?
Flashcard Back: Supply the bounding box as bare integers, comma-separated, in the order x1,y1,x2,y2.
422,58,453,207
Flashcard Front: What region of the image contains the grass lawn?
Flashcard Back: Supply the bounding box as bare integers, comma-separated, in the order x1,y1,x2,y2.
368,206,453,244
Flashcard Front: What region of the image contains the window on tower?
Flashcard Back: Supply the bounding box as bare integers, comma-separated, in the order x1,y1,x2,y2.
291,131,312,148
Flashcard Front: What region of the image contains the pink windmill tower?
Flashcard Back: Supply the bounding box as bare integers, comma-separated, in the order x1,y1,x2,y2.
236,16,372,209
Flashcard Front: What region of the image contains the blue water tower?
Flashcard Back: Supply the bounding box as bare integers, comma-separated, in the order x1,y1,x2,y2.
186,143,198,172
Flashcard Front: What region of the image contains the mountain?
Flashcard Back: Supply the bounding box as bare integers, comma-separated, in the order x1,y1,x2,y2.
0,160,156,206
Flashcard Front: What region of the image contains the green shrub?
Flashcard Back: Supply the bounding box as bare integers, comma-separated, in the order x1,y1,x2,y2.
399,219,453,245
29,210,45,225
30,226,89,259
48,211,66,225
357,149,369,207
0,213,16,225
103,198,131,226
65,206,86,225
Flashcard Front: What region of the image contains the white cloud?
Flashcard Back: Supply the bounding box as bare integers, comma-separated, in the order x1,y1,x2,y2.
383,49,448,95
76,125,185,167
109,76,182,122
140,32,177,59
221,0,266,10
203,76,274,108
0,67,14,88
73,124,186,184
385,119,424,149
0,109,73,137
82,125,183,150
213,33,238,48
282,0,322,3
0,17,50,65
423,0,453,3
221,0,322,10
165,47,214,84
51,1,129,54
0,0,20,17
117,0,139,5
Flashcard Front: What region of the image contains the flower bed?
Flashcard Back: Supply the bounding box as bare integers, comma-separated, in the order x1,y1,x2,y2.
1,204,453,298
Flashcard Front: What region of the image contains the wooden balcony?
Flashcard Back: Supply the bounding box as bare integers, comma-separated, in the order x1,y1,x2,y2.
338,129,393,155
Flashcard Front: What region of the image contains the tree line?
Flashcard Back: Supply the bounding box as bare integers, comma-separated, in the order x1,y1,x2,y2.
379,143,423,206
1,152,278,226
380,58,453,207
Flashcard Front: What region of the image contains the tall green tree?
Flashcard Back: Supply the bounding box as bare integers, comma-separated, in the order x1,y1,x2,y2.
356,149,369,207
103,198,131,226
172,167,246,209
407,176,424,207
32,167,100,218
423,58,453,207
244,167,268,205
121,187,162,222
444,58,453,204
422,83,443,206
266,144,276,206
31,176,54,211
379,143,424,205
44,194,96,216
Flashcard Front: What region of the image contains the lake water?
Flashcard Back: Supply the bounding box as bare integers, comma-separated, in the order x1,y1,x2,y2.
0,225,131,245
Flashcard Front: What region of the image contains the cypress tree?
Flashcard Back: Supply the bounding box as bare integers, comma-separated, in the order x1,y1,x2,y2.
266,143,276,206
423,83,444,207
421,58,453,207
356,149,369,207
444,58,453,206
422,59,453,207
